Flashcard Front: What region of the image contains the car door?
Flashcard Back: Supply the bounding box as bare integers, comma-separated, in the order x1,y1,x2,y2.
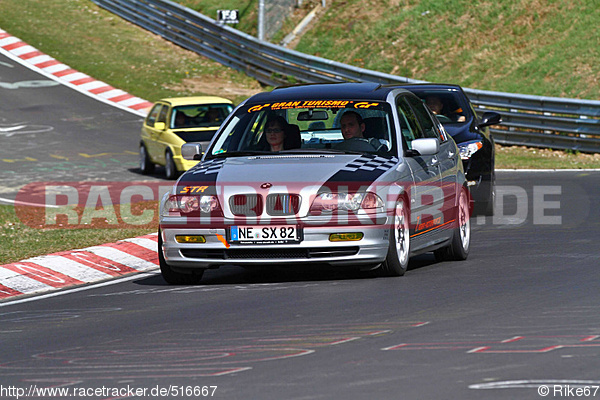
396,95,444,248
404,94,458,244
430,108,460,216
143,103,166,163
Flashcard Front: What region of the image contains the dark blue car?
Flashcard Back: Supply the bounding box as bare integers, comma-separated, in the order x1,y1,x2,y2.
401,84,501,215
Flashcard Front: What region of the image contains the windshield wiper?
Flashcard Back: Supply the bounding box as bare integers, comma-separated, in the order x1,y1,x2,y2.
208,149,366,160
208,150,273,159
278,149,364,155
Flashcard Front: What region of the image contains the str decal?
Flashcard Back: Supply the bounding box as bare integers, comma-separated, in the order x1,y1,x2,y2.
178,186,210,194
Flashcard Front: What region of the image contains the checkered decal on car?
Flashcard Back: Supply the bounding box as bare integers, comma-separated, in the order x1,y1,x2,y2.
340,155,399,172
321,154,399,189
191,158,226,175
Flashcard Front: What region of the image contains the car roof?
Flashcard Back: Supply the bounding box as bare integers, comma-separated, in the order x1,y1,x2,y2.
158,96,233,106
390,83,464,92
245,82,414,104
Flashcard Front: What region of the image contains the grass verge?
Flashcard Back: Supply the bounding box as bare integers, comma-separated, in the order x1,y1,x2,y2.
496,145,600,169
0,204,158,265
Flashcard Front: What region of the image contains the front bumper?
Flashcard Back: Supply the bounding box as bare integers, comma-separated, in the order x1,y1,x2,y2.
160,216,391,270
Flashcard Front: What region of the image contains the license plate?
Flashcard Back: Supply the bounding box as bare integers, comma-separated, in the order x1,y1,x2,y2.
230,225,301,244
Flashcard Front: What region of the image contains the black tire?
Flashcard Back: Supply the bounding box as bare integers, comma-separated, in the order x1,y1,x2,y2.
478,172,495,216
435,186,471,261
158,230,204,284
380,199,410,277
164,150,179,180
139,143,155,174
481,182,495,216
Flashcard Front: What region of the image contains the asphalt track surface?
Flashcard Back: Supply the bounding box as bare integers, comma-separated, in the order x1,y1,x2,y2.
2,44,600,400
1,170,600,400
0,51,162,200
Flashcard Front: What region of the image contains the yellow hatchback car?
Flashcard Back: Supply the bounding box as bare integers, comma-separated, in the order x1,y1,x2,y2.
140,96,234,179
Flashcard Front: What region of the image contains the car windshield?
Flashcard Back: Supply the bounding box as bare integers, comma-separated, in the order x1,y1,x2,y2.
207,100,397,158
171,104,233,129
410,88,471,124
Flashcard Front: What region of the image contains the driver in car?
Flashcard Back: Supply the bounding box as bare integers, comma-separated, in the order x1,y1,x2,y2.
334,111,383,152
426,95,466,122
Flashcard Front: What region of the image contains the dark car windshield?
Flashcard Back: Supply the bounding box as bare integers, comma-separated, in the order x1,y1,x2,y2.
207,100,397,158
170,104,233,129
408,88,472,124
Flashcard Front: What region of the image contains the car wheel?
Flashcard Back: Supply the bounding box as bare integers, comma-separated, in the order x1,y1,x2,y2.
139,143,154,174
158,230,204,284
164,150,179,180
381,198,410,276
435,186,471,261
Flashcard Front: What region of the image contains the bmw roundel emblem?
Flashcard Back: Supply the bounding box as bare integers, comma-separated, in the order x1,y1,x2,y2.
260,182,273,189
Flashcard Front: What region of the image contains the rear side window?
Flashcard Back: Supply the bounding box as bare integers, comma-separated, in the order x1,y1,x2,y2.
157,105,169,124
404,95,439,140
396,96,423,150
145,104,162,127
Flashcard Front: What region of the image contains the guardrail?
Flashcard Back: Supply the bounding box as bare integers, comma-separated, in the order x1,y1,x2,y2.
91,0,600,153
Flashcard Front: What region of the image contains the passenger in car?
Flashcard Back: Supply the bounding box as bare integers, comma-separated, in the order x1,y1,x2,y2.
264,116,287,151
252,116,302,151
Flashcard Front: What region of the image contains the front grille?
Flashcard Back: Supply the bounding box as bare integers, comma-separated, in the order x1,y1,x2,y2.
228,193,301,216
180,247,359,260
266,193,301,216
229,194,263,216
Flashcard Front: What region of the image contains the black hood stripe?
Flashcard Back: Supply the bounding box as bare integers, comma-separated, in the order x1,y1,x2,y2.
326,155,399,183
176,159,225,195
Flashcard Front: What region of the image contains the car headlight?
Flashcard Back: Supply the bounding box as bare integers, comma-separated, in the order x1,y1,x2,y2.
309,192,384,213
458,140,483,160
161,194,222,216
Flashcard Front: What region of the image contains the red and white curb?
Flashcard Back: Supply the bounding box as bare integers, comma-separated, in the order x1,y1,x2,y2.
0,28,154,115
0,234,159,301
0,28,161,301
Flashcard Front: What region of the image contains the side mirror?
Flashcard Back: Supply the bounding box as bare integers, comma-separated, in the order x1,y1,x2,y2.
409,138,439,156
181,143,203,161
479,111,501,128
154,122,166,131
